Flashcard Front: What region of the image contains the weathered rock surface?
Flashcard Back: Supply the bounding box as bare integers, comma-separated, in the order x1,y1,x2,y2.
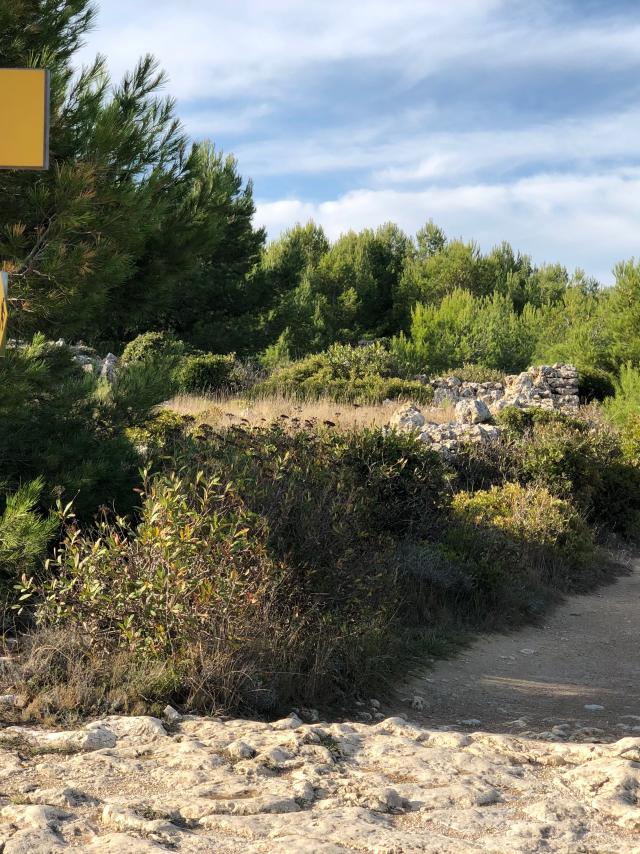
389,403,426,431
0,713,638,851
455,398,492,425
392,363,582,456
430,363,580,415
419,422,502,457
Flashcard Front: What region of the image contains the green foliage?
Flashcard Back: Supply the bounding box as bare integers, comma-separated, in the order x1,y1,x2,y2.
496,408,640,538
451,363,506,384
120,332,187,366
402,289,538,375
261,328,293,370
256,344,433,404
605,260,640,368
192,425,446,574
104,358,177,427
619,417,640,469
0,336,139,517
23,430,447,711
37,471,280,655
452,483,592,568
449,483,594,601
173,353,237,393
0,480,58,592
126,411,191,465
603,363,640,427
602,365,640,475
0,5,263,346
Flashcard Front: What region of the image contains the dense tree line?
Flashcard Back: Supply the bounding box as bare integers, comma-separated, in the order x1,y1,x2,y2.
2,0,640,387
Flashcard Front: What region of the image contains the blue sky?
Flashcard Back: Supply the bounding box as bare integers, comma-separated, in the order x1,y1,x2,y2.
81,0,640,284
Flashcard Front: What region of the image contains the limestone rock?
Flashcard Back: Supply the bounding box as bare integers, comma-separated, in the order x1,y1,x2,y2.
389,404,425,431
455,398,491,424
0,714,637,850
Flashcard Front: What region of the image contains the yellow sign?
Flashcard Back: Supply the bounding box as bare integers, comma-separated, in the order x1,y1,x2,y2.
0,272,8,354
0,68,50,170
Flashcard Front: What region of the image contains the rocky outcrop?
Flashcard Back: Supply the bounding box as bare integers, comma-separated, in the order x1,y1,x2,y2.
420,422,502,457
430,364,580,415
455,398,491,425
432,377,505,409
388,403,426,431
497,364,580,414
394,364,582,456
56,341,119,380
0,713,638,851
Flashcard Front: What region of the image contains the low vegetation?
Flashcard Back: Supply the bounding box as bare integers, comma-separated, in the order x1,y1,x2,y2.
1,0,639,722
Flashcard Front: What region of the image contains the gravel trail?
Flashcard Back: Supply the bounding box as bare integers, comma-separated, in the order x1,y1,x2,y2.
398,556,640,742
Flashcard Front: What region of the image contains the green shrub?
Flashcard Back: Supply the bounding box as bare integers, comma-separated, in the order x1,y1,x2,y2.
27,471,306,712
0,336,140,518
620,416,640,468
451,363,506,384
173,353,237,393
104,357,178,426
495,407,640,539
603,363,640,426
255,345,433,404
188,425,447,591
25,453,441,713
120,332,187,366
322,341,398,378
448,483,595,611
0,480,58,596
36,471,283,656
452,483,592,569
578,367,615,403
126,411,194,464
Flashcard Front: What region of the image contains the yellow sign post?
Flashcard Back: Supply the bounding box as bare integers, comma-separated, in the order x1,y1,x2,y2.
0,273,8,354
0,68,50,354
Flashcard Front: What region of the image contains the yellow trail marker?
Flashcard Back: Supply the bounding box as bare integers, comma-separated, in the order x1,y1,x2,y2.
0,272,8,354
0,68,50,170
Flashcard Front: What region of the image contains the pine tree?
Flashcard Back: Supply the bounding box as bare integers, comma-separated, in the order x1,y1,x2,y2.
0,1,263,347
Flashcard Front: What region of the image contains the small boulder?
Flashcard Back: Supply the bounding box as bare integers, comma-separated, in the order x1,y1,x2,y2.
100,353,118,383
389,404,425,431
455,398,491,424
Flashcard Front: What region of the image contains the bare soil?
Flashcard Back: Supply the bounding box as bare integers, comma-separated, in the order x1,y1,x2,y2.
396,555,640,740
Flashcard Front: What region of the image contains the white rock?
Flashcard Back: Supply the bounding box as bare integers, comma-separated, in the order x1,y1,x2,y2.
455,398,491,424
226,739,256,760
162,705,181,723
271,713,303,730
389,404,425,431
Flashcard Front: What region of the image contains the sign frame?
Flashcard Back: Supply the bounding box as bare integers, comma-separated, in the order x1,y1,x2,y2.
0,67,50,171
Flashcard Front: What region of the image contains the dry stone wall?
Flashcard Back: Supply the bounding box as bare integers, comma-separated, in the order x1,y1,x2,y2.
390,364,581,457
430,364,580,415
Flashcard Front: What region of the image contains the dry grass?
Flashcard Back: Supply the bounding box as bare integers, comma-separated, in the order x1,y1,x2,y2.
163,392,455,431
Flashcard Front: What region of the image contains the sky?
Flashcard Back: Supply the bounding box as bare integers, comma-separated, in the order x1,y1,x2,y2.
80,0,640,284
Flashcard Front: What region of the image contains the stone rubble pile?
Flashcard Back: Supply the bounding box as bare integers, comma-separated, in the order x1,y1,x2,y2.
430,364,580,415
0,711,638,852
56,341,119,382
391,364,581,457
389,403,501,457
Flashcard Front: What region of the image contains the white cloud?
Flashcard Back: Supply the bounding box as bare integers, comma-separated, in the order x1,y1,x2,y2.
231,107,640,181
81,1,640,104
256,168,640,285
78,2,640,285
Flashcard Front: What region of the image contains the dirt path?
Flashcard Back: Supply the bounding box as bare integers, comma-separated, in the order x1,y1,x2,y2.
396,556,640,741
